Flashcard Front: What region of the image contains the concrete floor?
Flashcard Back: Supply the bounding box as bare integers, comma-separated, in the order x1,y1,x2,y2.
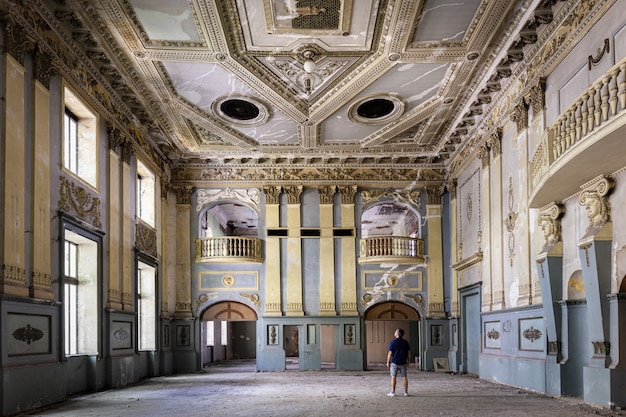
19,361,624,417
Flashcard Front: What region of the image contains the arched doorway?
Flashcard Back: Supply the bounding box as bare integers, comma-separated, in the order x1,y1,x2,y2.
200,301,258,366
364,301,421,368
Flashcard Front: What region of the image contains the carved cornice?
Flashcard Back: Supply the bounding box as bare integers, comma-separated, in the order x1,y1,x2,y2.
59,176,102,228
283,185,303,204
318,185,336,205
263,186,282,205
2,17,35,65
337,185,358,204
426,186,443,206
510,99,529,133
578,176,614,231
33,44,55,88
175,186,193,205
538,202,565,249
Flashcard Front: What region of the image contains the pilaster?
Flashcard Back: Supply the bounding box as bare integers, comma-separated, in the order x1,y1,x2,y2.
318,185,336,315
121,142,134,310
263,186,282,316
284,185,303,316
31,58,52,300
426,187,445,318
175,186,193,318
338,186,357,316
1,54,27,297
447,180,459,317
106,128,123,309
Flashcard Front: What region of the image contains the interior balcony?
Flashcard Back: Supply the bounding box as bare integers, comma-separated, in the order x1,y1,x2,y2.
530,57,626,208
358,236,425,264
194,236,263,263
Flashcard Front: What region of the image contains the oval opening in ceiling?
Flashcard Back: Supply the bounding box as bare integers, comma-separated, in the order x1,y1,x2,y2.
220,99,260,121
356,98,396,119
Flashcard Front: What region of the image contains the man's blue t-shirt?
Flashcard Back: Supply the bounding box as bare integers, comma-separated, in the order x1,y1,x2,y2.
388,337,410,365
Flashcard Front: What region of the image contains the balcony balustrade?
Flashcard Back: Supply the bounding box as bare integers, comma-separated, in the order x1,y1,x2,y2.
359,236,425,264
530,57,626,205
194,236,263,263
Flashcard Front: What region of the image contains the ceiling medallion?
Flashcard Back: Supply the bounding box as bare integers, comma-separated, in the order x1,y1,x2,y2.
212,96,269,127
348,94,405,125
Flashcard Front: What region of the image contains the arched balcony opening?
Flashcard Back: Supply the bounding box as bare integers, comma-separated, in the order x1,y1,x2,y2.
359,201,425,264
195,202,263,263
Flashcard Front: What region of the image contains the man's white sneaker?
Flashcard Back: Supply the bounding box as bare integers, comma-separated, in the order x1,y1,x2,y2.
387,392,395,397
403,392,409,397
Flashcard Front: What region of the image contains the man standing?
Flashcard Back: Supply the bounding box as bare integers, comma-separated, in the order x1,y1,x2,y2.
386,328,411,397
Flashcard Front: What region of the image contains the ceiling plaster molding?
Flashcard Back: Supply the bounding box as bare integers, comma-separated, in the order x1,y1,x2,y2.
359,99,440,147
447,0,611,173
194,0,228,51
441,0,541,165
173,166,446,189
18,0,169,174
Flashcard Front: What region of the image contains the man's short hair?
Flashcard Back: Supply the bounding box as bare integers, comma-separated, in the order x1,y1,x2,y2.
397,328,404,337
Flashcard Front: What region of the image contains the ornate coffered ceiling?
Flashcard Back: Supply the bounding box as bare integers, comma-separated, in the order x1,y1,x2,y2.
21,0,565,186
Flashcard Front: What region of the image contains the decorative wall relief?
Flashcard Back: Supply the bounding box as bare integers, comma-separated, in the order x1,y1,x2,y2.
519,317,544,351
537,202,564,249
503,177,518,266
195,188,261,212
268,325,279,345
578,176,613,232
176,325,190,346
8,313,51,356
344,324,355,345
484,320,501,349
59,176,102,228
111,321,132,350
457,168,481,261
135,221,157,257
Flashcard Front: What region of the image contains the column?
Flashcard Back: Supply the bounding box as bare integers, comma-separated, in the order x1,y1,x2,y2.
106,128,123,309
174,187,193,318
426,187,445,317
284,185,303,316
318,185,336,315
263,186,282,316
338,186,357,316
486,139,504,310
31,47,53,300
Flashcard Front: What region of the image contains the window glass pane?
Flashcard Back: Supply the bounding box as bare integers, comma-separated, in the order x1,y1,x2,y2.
64,228,98,356
136,160,156,227
206,322,214,347
221,321,227,346
138,261,156,350
63,87,98,187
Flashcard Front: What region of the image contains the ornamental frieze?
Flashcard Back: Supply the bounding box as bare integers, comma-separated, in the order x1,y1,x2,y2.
173,166,445,187
59,176,102,228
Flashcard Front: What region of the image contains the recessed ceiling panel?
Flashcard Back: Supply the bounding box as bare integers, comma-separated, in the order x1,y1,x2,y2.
129,0,201,41
412,0,481,43
237,0,380,51
322,62,449,142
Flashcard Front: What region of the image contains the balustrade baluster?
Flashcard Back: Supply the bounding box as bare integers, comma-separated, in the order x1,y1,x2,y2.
619,63,626,110
601,77,610,122
574,100,582,143
587,88,596,132
580,93,589,137
609,69,619,117
594,84,603,128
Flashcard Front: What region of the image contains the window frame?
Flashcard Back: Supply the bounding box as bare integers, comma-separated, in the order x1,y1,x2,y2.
136,256,158,352
61,216,103,358
62,84,99,189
